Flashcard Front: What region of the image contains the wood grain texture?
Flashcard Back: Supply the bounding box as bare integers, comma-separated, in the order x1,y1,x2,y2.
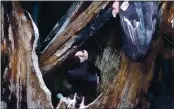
1,2,53,108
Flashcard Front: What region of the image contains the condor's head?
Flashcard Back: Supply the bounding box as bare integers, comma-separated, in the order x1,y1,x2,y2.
75,50,89,63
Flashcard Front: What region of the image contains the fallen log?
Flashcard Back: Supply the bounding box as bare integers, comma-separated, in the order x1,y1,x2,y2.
1,2,53,108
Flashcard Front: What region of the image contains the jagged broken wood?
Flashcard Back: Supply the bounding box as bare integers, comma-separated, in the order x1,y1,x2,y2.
1,2,53,108
56,93,103,109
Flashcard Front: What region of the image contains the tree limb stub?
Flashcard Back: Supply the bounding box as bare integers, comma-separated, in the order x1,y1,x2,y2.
2,2,53,108
39,2,109,69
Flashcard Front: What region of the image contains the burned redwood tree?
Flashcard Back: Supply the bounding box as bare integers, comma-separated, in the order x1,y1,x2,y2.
1,2,53,108
1,1,174,109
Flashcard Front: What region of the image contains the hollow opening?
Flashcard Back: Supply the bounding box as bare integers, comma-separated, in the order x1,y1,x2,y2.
42,16,122,107
19,1,122,108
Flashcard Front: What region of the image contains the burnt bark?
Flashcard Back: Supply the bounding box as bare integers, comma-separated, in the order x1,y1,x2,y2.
1,2,53,108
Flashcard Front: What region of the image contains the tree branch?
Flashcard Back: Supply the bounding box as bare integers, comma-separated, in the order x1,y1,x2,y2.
39,1,111,74
38,1,85,53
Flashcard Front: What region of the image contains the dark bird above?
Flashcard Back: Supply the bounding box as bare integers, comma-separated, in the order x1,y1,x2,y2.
119,1,160,60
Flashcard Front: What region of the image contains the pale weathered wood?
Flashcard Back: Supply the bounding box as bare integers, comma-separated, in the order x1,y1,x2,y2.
1,2,53,108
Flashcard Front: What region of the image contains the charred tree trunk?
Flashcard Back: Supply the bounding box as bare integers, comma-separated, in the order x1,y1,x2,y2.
1,2,53,108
